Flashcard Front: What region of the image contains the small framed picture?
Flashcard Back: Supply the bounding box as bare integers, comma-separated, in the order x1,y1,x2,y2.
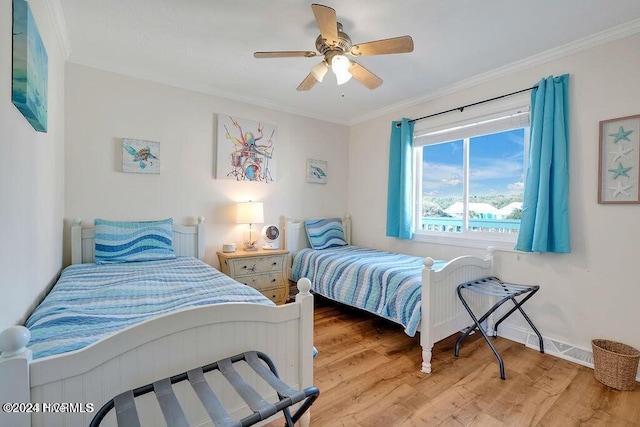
598,114,640,204
122,139,160,174
306,159,327,184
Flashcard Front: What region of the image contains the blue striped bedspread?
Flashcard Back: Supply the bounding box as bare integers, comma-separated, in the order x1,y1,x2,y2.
26,257,273,360
291,246,445,337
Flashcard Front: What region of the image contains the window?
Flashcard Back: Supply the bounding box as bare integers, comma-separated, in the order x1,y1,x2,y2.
413,105,530,248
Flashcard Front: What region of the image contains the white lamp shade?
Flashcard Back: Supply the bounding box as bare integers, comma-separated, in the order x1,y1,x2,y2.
331,55,352,85
311,61,329,82
335,70,352,85
236,201,264,224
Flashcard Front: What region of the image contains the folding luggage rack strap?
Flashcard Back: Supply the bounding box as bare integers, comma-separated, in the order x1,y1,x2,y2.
455,276,544,380
90,351,319,427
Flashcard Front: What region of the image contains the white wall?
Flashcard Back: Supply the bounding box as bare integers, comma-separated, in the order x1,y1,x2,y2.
6,3,637,363
64,63,349,268
0,0,66,331
349,33,640,353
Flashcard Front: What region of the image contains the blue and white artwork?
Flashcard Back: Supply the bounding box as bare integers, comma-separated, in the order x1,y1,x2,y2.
122,139,160,174
12,0,48,132
306,159,327,184
599,115,640,203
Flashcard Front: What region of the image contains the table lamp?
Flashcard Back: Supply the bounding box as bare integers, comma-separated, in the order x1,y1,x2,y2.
236,201,264,251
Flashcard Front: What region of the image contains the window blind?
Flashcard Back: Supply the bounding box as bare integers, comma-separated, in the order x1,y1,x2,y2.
413,106,530,147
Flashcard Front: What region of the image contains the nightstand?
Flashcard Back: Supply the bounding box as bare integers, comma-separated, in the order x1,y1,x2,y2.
217,249,290,305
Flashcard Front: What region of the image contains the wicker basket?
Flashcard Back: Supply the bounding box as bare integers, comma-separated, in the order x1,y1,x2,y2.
591,339,640,391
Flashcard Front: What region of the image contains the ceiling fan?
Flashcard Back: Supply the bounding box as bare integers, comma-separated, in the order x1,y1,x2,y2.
253,4,414,91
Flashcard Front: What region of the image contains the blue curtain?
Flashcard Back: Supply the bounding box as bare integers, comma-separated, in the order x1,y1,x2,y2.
515,74,570,253
386,118,414,239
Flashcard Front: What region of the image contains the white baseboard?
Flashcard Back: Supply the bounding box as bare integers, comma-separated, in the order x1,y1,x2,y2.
496,323,640,382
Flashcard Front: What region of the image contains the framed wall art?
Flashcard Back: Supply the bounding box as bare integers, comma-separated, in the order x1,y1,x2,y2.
12,0,48,132
122,139,160,174
598,114,640,204
306,159,327,184
216,115,277,182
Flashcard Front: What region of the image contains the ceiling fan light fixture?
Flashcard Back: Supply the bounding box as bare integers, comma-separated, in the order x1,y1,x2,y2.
254,4,412,91
311,61,329,82
335,69,352,85
331,54,352,85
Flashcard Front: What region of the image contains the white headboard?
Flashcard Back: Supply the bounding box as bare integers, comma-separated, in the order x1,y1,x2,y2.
70,217,206,264
284,215,352,253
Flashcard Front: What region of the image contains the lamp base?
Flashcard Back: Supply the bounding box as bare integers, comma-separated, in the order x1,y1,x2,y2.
243,227,259,251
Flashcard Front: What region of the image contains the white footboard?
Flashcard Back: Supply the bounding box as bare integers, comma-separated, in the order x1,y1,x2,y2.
0,279,314,427
420,248,495,373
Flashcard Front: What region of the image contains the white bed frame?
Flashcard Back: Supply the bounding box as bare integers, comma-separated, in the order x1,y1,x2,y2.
0,217,315,427
284,215,495,374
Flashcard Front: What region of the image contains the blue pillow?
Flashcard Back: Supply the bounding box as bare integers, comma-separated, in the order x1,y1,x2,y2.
304,218,348,250
94,218,176,264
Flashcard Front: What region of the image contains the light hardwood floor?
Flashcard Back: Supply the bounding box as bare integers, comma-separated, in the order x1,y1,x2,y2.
273,297,640,426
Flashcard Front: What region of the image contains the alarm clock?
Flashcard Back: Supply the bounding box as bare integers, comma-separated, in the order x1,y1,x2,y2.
262,224,280,250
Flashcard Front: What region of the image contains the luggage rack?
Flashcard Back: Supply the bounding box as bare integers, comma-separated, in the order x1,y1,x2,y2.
455,276,544,380
90,351,319,427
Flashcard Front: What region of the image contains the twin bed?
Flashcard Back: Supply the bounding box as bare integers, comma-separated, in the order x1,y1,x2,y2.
0,217,314,427
285,215,495,374
0,214,495,427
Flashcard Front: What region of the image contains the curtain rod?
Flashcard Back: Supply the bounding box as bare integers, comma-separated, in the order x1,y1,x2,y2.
397,85,538,127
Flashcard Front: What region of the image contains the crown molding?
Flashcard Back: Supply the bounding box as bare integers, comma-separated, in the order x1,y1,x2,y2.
349,17,640,126
50,4,640,128
45,0,72,59
38,0,341,123
65,57,351,126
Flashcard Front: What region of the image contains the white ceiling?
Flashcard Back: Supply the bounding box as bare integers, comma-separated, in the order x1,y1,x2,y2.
58,0,640,125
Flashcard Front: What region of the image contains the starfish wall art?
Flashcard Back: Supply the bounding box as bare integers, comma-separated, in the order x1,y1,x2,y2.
598,115,640,203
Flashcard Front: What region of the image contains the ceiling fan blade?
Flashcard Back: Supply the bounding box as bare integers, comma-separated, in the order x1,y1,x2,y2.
350,36,414,56
297,73,318,91
349,61,383,90
311,4,338,45
254,51,317,59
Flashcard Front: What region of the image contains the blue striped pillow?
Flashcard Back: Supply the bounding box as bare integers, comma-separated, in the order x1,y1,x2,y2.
304,218,348,250
94,218,176,264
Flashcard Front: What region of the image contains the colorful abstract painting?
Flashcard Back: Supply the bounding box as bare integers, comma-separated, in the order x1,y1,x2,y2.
216,115,277,182
122,139,160,174
12,0,48,132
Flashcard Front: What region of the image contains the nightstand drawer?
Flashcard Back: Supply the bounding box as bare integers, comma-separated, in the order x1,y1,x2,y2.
261,287,288,305
226,255,285,278
236,272,285,292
